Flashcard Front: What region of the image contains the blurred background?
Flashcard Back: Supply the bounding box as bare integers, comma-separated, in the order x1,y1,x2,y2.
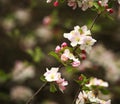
0,0,120,104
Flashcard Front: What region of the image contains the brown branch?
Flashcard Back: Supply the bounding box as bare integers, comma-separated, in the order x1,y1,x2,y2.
26,82,47,104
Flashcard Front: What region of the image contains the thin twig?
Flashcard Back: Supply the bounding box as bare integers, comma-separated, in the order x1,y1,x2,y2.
26,82,47,104
72,87,81,104
90,13,101,31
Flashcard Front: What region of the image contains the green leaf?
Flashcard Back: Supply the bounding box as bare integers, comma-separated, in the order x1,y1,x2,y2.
100,87,110,95
40,76,46,82
93,2,99,9
27,47,44,63
82,86,90,91
49,51,60,61
0,70,10,83
65,66,73,72
50,83,57,93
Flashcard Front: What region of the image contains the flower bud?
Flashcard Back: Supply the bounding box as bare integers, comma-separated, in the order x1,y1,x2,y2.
53,1,59,7
61,42,67,48
55,45,61,53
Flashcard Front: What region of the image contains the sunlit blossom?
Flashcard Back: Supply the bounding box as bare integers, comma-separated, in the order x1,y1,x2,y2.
85,78,109,87
44,67,61,82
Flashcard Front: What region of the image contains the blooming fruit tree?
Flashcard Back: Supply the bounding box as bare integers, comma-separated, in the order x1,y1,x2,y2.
26,0,120,104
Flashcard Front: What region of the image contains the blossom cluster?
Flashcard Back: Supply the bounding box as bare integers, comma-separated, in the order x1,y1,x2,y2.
46,0,120,13
76,90,111,104
85,77,109,88
54,25,96,68
44,67,68,92
64,25,96,53
76,77,110,104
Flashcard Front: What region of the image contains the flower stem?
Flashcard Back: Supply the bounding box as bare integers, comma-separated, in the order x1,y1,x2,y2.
26,82,47,104
90,13,101,31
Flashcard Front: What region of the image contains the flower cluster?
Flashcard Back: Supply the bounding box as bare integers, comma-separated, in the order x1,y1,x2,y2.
85,77,109,88
64,25,96,53
54,25,96,68
46,0,120,13
44,67,68,92
68,0,94,10
76,91,111,104
55,43,81,67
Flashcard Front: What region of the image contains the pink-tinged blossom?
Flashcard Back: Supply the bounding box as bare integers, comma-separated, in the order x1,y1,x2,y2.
56,78,68,92
80,36,96,53
61,53,69,61
43,16,51,25
98,0,109,7
72,59,81,67
76,91,111,104
67,0,77,10
44,67,61,82
64,25,92,47
79,0,94,11
118,0,120,4
46,0,52,3
55,45,61,53
61,49,75,61
85,78,109,87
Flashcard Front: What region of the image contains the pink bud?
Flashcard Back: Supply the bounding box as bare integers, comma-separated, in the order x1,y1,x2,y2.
55,45,61,53
43,16,51,25
107,8,114,14
98,1,102,6
53,1,59,7
81,54,86,60
72,61,80,67
78,76,83,81
61,42,67,48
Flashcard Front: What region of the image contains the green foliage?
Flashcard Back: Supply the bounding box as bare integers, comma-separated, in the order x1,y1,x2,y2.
50,83,57,93
49,51,60,61
40,75,47,82
76,74,90,91
27,47,44,63
0,70,10,83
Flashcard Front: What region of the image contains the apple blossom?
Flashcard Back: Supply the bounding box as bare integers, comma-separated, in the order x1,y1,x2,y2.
79,0,94,11
98,0,109,7
67,0,77,10
46,0,52,3
80,36,97,53
64,25,92,47
56,78,68,92
44,67,61,82
85,78,109,87
72,59,81,67
76,91,111,104
118,0,120,4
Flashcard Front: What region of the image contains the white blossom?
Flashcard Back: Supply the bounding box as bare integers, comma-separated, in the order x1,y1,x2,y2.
76,91,111,104
85,78,109,87
44,67,61,82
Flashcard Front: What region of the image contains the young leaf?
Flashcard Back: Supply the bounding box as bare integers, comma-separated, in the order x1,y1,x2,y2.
49,51,60,61
50,83,57,93
40,75,46,82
